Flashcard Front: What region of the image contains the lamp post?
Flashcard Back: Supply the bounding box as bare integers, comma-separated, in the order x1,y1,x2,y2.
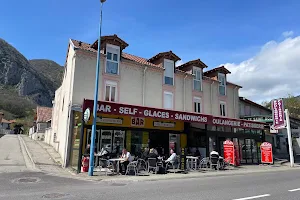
88,0,106,176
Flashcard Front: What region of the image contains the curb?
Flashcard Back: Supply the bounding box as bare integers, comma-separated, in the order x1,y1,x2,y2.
18,135,37,171
78,166,300,183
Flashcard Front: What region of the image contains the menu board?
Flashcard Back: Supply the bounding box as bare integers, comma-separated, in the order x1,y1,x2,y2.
223,140,235,165
260,142,273,164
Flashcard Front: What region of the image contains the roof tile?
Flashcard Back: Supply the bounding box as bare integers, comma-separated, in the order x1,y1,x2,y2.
36,107,52,123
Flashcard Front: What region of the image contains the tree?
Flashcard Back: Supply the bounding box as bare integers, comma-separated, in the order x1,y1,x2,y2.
262,94,300,118
283,94,300,118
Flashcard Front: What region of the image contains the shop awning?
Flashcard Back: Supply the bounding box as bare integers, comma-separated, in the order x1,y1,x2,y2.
82,99,266,130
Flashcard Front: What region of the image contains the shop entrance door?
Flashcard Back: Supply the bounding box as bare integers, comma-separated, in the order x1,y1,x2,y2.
113,130,125,156
218,137,226,157
100,130,113,153
86,129,100,152
149,131,169,156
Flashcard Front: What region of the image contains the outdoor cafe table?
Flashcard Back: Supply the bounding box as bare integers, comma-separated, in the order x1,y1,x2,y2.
186,156,199,170
108,158,125,175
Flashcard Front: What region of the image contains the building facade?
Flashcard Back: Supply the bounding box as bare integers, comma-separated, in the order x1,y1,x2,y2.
49,35,265,169
239,97,300,159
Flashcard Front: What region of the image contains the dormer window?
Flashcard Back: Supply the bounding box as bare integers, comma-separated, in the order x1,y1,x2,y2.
218,73,226,95
193,67,202,91
164,59,174,85
106,44,120,75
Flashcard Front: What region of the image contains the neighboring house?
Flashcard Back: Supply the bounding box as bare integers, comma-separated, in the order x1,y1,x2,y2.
50,34,265,168
0,118,11,129
0,118,12,135
239,97,300,157
29,106,52,140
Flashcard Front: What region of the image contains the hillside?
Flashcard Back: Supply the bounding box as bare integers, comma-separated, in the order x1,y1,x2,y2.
29,59,63,90
0,38,63,120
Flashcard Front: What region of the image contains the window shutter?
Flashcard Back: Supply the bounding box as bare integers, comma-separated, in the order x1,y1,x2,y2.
164,92,173,109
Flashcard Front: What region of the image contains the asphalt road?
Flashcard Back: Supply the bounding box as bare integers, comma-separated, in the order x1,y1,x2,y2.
1,134,300,200
0,169,300,200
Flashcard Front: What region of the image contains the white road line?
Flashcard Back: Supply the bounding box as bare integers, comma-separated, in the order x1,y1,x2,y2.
232,194,271,200
288,188,300,192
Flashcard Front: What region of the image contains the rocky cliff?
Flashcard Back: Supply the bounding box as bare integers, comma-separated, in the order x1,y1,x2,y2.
0,38,63,117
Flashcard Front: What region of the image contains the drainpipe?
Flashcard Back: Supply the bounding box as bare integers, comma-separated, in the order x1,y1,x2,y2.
210,81,214,115
233,86,238,118
63,52,76,168
183,75,187,111
142,66,148,106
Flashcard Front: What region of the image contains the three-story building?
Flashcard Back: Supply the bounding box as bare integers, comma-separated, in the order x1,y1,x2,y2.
49,35,265,169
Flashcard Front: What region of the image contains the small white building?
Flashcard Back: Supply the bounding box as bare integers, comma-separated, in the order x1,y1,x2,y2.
29,106,52,141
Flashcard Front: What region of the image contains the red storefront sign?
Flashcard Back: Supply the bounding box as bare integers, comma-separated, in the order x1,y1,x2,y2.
260,142,273,164
271,99,286,129
83,99,266,129
223,140,235,165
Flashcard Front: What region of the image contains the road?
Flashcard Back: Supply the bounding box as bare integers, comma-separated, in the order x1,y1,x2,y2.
1,169,300,200
1,134,300,200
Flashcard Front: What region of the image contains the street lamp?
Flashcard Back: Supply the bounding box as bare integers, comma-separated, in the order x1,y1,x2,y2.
88,0,106,176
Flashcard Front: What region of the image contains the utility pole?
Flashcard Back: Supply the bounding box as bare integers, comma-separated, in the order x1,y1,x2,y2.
285,109,294,167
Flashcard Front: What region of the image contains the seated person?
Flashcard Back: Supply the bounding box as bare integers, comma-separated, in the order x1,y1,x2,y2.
194,149,201,158
83,144,96,157
148,148,159,159
163,149,177,168
142,147,149,160
119,148,132,174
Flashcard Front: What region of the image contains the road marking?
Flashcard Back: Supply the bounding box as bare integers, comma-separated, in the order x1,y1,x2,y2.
288,188,300,192
233,194,270,200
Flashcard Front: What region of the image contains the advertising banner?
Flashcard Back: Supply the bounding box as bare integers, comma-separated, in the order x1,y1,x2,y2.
260,142,273,164
271,99,286,130
83,99,266,130
223,140,235,165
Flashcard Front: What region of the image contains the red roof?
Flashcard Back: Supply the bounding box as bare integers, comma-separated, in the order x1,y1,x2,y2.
36,106,52,123
203,66,231,76
1,119,11,124
71,39,162,69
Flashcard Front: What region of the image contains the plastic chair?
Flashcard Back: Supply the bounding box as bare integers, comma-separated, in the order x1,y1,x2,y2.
199,157,209,169
125,161,138,176
148,158,158,174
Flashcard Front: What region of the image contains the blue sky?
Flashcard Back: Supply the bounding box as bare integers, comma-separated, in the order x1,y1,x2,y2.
1,0,300,69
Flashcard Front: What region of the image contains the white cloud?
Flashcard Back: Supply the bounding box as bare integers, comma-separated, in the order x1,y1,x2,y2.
176,60,184,67
223,36,300,103
282,31,294,38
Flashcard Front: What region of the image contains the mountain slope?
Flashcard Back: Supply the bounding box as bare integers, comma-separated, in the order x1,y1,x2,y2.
29,59,63,90
0,38,63,119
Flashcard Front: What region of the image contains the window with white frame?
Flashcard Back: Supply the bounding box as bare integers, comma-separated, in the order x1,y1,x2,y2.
106,45,120,75
193,97,202,113
218,73,226,95
164,59,174,85
220,101,226,116
163,91,173,109
193,67,202,91
105,81,117,102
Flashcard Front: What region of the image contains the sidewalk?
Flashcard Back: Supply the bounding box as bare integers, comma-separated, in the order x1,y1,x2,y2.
19,135,300,183
20,135,71,177
76,162,300,183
